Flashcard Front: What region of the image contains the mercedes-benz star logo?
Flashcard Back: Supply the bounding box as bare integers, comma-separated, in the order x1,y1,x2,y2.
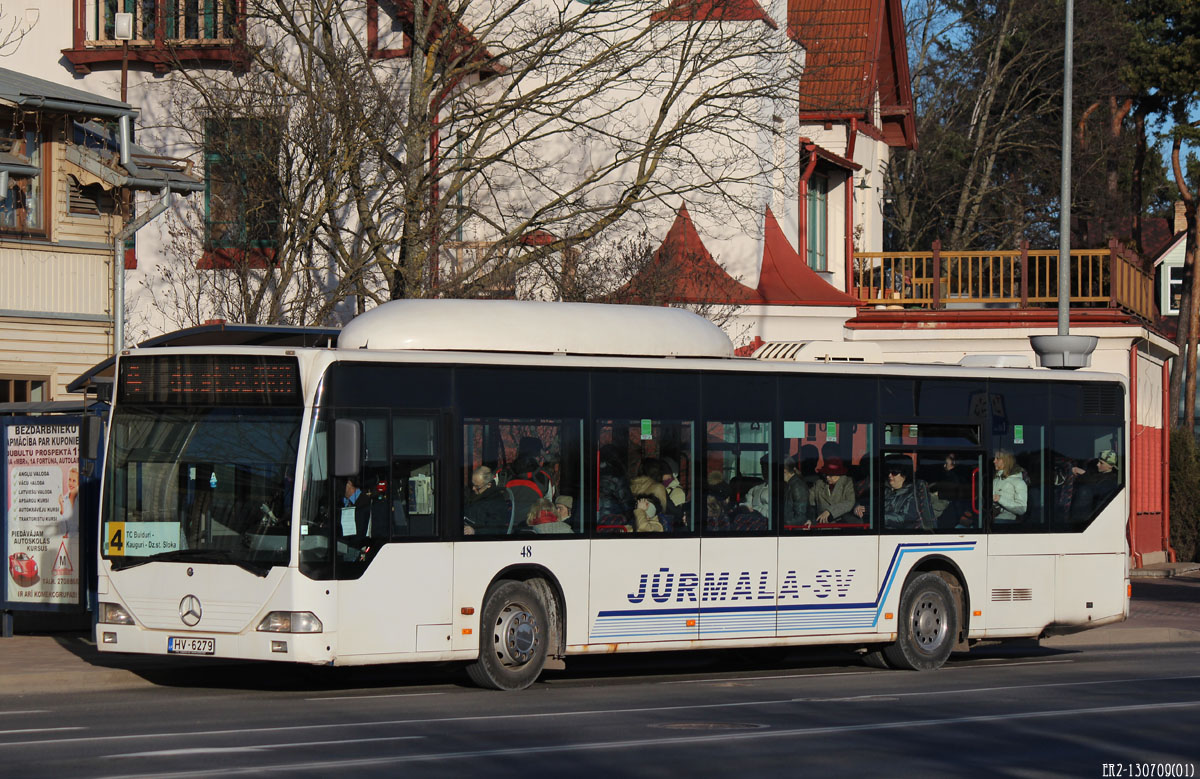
179,595,202,627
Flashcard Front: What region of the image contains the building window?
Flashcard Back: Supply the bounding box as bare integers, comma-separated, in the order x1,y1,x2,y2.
368,0,411,59
203,118,280,264
0,123,44,233
1167,265,1183,316
0,377,47,403
807,173,827,271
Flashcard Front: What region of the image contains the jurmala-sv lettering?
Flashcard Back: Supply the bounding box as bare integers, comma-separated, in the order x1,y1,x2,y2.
626,568,856,604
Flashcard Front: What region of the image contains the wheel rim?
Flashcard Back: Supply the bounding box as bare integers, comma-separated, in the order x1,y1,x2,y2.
495,602,539,667
910,589,949,654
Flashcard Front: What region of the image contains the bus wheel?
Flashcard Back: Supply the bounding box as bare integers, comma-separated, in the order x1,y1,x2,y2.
882,572,958,671
466,580,549,691
861,648,891,669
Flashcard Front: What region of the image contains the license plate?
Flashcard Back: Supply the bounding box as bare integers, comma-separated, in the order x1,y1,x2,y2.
168,636,215,655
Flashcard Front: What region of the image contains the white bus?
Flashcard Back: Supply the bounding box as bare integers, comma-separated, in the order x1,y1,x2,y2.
95,300,1129,690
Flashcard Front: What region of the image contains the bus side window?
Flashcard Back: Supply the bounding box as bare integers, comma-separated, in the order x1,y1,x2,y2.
782,420,874,533
595,419,693,534
392,415,439,539
703,421,771,534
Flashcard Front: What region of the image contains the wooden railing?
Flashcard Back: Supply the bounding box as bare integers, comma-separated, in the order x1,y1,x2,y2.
84,1,237,47
852,240,1155,322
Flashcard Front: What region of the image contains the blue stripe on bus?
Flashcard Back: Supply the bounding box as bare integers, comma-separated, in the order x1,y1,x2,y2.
588,540,978,640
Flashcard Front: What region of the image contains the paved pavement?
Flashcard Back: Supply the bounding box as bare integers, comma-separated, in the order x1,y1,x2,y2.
2,568,1198,697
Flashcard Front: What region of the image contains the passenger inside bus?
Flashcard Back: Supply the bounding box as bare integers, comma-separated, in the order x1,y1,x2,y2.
991,448,1028,523
929,453,974,529
464,465,510,535
1069,449,1120,524
597,444,634,531
526,498,572,534
630,459,670,515
810,458,865,525
783,455,812,527
340,476,372,552
632,494,665,532
882,459,934,530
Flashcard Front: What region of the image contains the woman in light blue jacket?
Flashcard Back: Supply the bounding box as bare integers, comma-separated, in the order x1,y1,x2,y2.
991,449,1028,522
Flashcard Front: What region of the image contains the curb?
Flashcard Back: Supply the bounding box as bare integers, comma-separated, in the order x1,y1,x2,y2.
1130,563,1200,579
1040,626,1200,648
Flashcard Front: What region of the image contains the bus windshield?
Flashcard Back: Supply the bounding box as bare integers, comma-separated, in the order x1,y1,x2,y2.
102,406,302,573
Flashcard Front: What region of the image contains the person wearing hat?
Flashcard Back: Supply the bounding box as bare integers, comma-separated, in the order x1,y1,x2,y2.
554,495,574,525
811,457,866,524
1070,449,1120,523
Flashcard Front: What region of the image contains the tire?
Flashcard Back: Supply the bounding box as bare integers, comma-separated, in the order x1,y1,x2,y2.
861,648,891,669
465,579,549,691
882,572,958,671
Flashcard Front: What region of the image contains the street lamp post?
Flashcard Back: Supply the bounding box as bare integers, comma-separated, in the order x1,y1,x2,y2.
1030,0,1098,369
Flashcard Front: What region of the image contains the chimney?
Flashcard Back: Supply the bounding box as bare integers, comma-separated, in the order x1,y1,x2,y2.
1176,201,1188,235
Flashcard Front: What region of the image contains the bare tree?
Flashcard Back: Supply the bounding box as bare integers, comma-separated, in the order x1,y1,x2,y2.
145,0,803,327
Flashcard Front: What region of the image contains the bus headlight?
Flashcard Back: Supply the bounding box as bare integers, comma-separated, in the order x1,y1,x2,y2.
257,611,323,633
98,602,134,625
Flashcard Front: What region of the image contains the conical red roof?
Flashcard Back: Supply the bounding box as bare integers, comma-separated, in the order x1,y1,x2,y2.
756,208,862,306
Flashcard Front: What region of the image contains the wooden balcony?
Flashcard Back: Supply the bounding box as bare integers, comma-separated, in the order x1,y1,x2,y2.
64,0,246,73
852,239,1156,323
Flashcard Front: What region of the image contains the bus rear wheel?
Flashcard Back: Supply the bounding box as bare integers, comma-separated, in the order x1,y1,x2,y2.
882,572,958,671
466,579,549,691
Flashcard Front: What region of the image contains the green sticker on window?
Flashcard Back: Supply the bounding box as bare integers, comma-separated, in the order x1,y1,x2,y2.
827,421,837,442
1013,424,1024,445
641,419,653,440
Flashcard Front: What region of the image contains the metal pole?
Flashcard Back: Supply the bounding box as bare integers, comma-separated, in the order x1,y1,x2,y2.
1057,0,1074,336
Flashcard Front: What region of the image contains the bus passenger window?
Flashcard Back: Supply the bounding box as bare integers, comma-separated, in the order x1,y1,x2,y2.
390,415,439,539
1050,425,1123,532
923,452,982,531
595,419,692,534
703,421,771,533
463,418,582,536
782,420,873,533
989,425,1045,533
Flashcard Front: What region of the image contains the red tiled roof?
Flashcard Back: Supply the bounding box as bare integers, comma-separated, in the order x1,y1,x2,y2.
651,0,779,29
789,0,875,113
789,0,916,149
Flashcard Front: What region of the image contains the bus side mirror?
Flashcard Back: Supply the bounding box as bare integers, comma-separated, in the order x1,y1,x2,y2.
82,416,103,461
333,419,362,478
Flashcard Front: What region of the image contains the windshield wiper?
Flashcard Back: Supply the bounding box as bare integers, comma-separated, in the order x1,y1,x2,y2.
110,548,271,578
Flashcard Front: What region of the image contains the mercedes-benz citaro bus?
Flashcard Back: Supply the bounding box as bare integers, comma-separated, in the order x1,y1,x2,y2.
95,300,1129,690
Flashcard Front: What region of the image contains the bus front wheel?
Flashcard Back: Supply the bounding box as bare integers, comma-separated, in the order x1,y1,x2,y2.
466,579,549,691
882,572,958,671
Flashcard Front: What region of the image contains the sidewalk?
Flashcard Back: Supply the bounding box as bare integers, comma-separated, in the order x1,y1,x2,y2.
2,571,1199,697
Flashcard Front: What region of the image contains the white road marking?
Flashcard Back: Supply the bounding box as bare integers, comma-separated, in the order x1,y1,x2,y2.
6,672,1198,750
793,673,1200,702
0,727,84,736
119,735,424,758
657,659,1073,684
94,700,1200,777
305,692,445,702
0,711,49,716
